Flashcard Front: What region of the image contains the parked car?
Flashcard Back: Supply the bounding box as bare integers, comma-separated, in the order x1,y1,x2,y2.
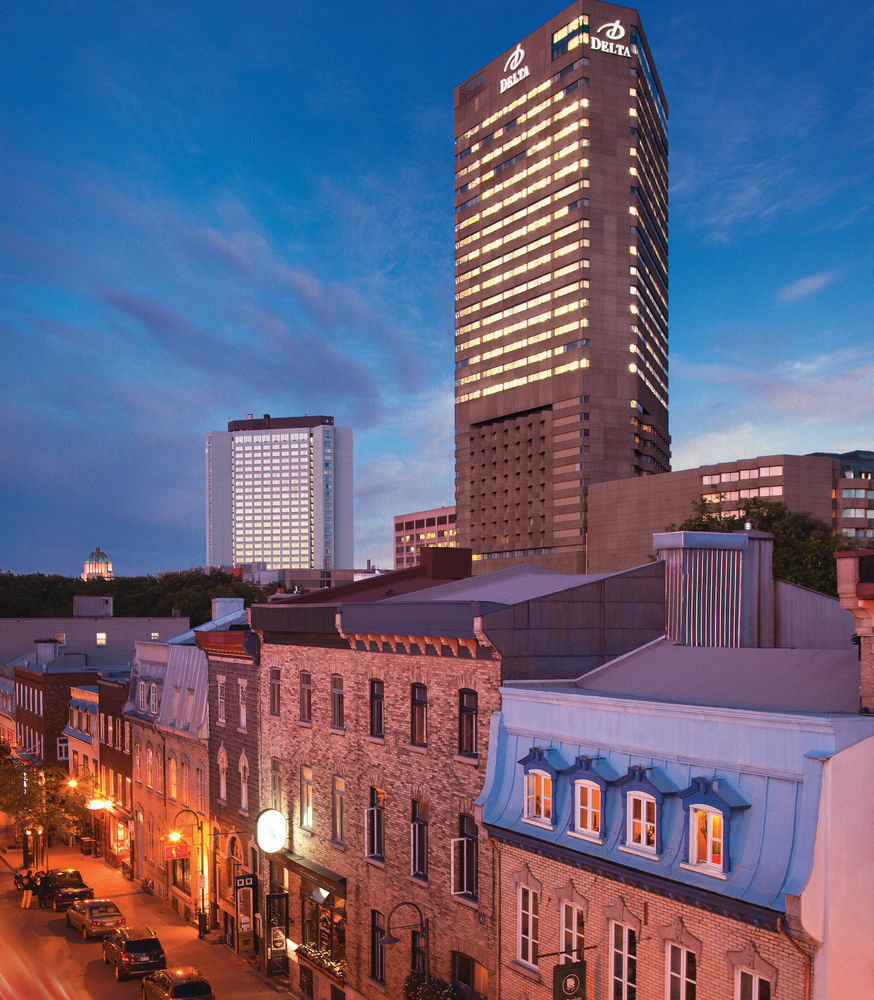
43,869,94,910
65,898,126,939
102,926,166,981
141,967,215,999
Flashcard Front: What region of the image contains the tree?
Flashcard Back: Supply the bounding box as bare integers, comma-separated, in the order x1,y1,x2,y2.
0,751,94,868
672,497,857,597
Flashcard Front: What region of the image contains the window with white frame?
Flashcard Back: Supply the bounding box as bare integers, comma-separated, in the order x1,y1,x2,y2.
575,779,602,838
195,765,205,811
667,943,696,1000
124,721,130,753
114,717,122,748
168,756,177,799
524,769,553,824
106,715,113,747
239,681,247,730
735,968,771,1000
517,884,539,967
217,679,226,724
180,760,189,805
690,805,723,871
560,902,584,964
300,765,313,829
451,814,478,899
99,712,106,743
149,683,158,714
146,747,153,788
370,909,386,984
627,791,657,852
611,921,637,999
365,786,385,861
134,745,141,782
138,681,146,711
410,800,428,880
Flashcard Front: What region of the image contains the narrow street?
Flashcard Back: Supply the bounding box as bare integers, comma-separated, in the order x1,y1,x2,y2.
0,840,291,999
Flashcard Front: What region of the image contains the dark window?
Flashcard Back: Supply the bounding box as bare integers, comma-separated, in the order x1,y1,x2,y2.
369,680,384,738
411,930,426,975
453,952,489,1000
458,689,478,756
370,910,386,983
331,675,344,730
411,684,427,746
411,800,428,880
366,786,385,861
299,672,312,723
269,668,281,716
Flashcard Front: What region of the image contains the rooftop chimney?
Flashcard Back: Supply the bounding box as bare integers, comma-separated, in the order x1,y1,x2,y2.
835,549,874,713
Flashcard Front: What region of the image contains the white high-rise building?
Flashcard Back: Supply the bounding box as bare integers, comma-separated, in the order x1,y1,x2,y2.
205,414,353,571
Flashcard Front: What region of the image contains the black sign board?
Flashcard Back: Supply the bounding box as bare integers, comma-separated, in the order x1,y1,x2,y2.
553,961,587,1000
266,892,289,976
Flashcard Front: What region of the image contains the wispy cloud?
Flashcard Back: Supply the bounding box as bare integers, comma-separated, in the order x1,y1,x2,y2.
777,270,839,303
671,347,874,469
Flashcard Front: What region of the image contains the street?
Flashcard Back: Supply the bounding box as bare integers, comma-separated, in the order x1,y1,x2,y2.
0,841,290,1000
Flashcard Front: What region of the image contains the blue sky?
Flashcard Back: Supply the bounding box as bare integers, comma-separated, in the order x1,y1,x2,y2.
2,0,872,577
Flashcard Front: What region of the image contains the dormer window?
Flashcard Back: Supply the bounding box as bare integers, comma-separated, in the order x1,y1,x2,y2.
519,746,565,829
563,755,616,843
680,776,749,878
617,764,677,859
690,805,723,871
525,770,553,824
627,792,657,853
575,780,602,838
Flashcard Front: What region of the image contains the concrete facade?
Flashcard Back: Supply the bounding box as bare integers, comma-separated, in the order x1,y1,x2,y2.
586,450,874,573
455,1,670,572
206,414,353,572
393,506,457,569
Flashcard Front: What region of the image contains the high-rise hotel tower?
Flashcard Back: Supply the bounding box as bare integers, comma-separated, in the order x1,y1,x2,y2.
454,2,669,572
206,414,353,572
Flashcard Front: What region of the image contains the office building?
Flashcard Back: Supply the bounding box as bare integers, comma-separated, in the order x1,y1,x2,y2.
393,505,457,569
454,1,669,573
205,414,353,572
586,449,874,572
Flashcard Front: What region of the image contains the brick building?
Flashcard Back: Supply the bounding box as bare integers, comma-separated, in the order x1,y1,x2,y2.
251,546,666,999
197,623,261,953
477,531,870,1000
96,672,134,873
393,506,457,569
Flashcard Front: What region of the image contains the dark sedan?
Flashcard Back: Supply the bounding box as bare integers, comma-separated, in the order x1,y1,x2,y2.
102,926,166,981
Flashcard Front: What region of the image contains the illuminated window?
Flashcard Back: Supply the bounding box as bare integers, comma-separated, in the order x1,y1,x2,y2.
524,770,552,824
96,632,107,646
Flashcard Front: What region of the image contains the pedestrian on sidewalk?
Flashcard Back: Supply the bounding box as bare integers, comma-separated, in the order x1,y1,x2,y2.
20,870,33,909
35,872,50,909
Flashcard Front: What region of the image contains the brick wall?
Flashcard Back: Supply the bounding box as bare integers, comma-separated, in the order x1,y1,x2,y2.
259,637,502,998
497,842,811,1000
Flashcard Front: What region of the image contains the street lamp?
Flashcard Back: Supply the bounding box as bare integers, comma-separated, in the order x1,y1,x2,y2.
169,808,207,938
379,900,430,980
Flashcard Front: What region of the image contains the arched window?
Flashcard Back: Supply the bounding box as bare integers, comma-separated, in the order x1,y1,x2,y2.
239,753,249,813
218,746,228,801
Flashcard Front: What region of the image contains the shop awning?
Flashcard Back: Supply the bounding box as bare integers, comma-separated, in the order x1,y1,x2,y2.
274,849,346,898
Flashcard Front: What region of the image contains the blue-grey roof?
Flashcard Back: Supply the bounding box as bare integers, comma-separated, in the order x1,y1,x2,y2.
386,562,611,605
543,638,861,714
478,680,874,915
167,608,249,645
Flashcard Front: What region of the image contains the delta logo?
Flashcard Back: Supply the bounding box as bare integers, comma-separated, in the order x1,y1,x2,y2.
591,20,631,58
499,44,530,94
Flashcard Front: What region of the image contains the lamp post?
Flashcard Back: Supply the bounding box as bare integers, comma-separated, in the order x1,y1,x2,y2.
379,900,430,981
169,808,207,938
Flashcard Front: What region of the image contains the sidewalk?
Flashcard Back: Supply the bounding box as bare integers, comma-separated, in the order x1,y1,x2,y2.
0,838,294,999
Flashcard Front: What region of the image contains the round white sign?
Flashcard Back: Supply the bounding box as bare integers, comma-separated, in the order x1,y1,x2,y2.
256,809,287,853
